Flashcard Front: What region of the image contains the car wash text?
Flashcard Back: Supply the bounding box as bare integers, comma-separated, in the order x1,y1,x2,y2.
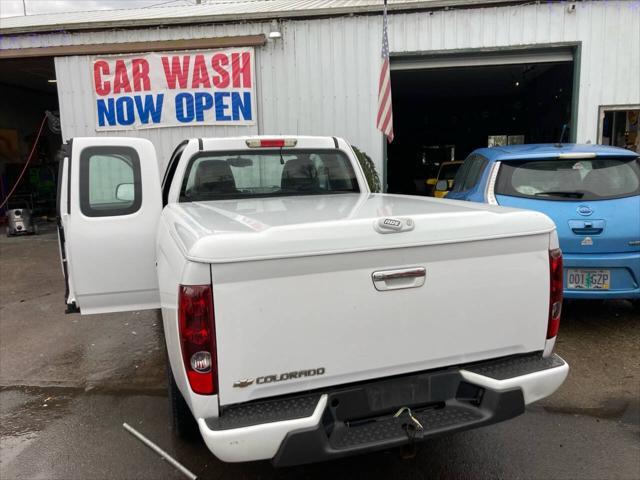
92,49,256,130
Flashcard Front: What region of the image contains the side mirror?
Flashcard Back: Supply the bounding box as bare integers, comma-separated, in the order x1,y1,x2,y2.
115,183,135,202
435,179,448,192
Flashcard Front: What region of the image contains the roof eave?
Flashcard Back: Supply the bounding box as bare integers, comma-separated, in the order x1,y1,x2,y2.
0,0,525,36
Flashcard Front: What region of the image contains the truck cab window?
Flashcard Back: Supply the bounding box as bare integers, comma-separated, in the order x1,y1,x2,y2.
162,140,188,206
180,149,359,202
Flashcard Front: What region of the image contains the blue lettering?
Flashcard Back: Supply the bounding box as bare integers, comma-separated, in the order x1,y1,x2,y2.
135,94,164,124
116,97,135,126
214,92,231,121
97,98,116,126
175,93,194,123
194,92,214,121
98,92,250,126
231,92,252,121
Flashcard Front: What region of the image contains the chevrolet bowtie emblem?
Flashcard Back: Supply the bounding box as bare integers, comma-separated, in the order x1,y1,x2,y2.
233,378,255,388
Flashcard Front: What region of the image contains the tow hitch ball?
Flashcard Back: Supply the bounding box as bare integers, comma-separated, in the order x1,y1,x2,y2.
394,407,424,459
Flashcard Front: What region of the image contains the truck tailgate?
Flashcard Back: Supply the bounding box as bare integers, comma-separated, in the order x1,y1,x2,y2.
212,232,551,406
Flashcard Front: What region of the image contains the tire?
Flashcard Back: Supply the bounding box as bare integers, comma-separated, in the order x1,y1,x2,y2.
167,365,201,442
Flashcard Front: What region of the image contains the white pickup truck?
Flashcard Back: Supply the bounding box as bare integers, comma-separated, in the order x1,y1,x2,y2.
57,135,568,466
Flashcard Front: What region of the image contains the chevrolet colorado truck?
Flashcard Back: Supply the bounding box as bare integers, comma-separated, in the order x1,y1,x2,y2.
56,135,569,466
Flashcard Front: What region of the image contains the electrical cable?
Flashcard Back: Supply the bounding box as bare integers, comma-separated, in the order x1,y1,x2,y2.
0,113,48,210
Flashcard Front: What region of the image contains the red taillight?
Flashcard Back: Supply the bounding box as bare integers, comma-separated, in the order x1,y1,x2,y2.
178,285,217,395
547,248,563,339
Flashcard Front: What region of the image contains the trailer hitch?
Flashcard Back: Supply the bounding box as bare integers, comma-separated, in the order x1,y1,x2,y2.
394,407,424,459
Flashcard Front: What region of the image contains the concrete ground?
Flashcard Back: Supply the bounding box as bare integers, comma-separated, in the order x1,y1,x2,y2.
1,226,639,480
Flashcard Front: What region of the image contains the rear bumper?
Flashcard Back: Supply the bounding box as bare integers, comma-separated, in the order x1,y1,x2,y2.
563,252,640,299
197,353,568,465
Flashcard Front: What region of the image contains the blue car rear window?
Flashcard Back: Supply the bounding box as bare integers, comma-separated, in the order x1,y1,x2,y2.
495,157,640,201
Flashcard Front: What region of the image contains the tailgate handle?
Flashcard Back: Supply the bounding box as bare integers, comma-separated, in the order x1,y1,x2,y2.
569,219,605,236
372,267,426,291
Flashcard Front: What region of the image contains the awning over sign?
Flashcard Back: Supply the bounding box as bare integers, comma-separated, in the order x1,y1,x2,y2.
0,36,266,60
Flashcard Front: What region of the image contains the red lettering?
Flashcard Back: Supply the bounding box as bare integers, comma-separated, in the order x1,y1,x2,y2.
231,52,251,88
131,58,150,92
211,54,229,88
93,60,110,96
191,54,211,89
112,60,131,94
161,55,190,89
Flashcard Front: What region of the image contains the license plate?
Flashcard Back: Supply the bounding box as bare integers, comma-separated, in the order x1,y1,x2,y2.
567,269,610,290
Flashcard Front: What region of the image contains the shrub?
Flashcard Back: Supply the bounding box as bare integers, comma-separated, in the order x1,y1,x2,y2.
351,146,381,193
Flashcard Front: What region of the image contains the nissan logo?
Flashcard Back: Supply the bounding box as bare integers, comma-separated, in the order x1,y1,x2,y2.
577,205,593,216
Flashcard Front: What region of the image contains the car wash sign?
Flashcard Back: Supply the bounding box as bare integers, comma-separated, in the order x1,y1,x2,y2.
92,48,256,130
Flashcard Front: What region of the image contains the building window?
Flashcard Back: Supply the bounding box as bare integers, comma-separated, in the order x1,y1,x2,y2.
488,135,525,147
598,106,640,153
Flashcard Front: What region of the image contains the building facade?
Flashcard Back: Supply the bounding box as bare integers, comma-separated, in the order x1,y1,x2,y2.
1,0,638,187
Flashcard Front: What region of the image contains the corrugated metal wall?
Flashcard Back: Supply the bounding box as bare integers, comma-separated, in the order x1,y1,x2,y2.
49,1,639,175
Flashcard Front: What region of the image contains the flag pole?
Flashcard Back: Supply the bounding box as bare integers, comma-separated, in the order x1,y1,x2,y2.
376,0,394,143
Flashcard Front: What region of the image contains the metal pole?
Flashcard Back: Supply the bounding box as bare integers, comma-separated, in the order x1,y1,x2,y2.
123,423,198,480
22,0,27,15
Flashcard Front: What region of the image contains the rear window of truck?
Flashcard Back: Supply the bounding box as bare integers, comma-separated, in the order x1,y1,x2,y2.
180,149,360,202
495,157,640,201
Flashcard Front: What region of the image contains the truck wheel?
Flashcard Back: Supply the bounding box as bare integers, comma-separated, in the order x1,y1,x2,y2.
167,367,201,442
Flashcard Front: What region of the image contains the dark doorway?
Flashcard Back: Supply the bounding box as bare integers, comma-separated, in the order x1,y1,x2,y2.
387,61,574,194
0,56,62,217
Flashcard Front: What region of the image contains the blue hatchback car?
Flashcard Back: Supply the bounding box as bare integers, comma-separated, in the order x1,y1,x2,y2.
446,144,640,300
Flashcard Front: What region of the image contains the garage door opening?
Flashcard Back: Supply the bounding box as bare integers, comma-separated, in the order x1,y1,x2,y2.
386,55,575,194
0,56,62,219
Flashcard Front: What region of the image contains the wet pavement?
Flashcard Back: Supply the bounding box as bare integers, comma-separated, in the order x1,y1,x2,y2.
1,227,639,479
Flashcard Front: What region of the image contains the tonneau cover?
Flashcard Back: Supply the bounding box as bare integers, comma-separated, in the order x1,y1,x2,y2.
164,193,555,263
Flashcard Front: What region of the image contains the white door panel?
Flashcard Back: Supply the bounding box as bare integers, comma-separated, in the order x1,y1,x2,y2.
64,137,162,314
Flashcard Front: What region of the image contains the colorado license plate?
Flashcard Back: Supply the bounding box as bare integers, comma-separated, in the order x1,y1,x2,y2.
567,269,610,290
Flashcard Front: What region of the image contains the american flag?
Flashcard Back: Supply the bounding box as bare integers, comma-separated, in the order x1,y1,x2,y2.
376,0,394,143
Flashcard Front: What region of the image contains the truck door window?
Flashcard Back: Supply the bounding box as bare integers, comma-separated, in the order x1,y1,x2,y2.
79,146,142,217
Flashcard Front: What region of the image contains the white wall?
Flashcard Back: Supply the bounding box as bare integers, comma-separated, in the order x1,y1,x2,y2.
47,0,640,176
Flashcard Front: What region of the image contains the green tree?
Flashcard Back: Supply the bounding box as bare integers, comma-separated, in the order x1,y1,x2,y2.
352,146,381,193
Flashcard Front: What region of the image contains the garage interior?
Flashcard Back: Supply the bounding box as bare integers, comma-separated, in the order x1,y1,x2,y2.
386,53,575,194
0,56,62,221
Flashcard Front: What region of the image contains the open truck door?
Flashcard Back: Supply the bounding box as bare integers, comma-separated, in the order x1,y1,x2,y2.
57,138,162,314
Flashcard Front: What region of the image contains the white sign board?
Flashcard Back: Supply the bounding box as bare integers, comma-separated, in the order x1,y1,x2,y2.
92,48,256,130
